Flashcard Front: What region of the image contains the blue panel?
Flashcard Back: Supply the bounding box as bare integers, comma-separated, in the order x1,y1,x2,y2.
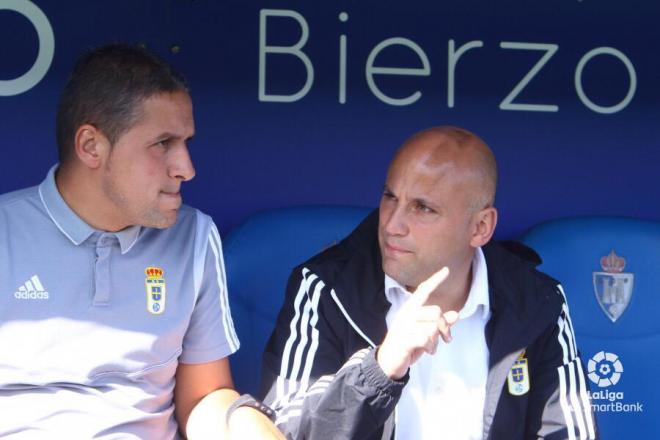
522,217,660,438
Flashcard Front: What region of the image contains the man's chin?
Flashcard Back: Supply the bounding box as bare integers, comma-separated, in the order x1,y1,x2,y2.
143,210,178,229
382,263,412,288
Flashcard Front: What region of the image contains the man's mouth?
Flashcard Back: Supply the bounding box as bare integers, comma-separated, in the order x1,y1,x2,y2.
384,242,411,255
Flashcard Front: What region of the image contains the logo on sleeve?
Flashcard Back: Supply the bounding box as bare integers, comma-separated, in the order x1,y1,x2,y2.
145,266,166,315
507,352,530,396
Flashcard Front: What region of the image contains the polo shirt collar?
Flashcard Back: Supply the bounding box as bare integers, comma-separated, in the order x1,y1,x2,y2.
384,247,490,320
38,164,141,254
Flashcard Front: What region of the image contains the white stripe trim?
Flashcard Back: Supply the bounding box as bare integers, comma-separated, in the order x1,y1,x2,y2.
565,308,579,358
576,358,596,439
308,378,332,389
307,376,333,391
208,228,239,352
557,316,570,365
210,223,239,349
557,284,568,302
276,408,303,425
38,185,79,245
339,350,369,372
562,308,577,360
330,289,376,348
193,212,207,305
303,388,327,397
288,280,319,394
299,280,324,391
275,269,316,407
558,366,577,440
558,285,579,358
568,360,587,439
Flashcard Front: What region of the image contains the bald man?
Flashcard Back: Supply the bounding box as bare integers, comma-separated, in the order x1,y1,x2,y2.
261,127,597,440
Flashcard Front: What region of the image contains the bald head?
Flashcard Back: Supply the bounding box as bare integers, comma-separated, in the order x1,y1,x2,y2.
390,126,497,213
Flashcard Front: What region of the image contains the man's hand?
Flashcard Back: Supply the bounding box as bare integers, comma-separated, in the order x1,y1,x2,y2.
376,267,460,380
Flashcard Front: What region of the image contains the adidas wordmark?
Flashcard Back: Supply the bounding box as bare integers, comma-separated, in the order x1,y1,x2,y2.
14,275,50,300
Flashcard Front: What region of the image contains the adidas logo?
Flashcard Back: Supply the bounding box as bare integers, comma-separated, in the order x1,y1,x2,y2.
14,275,49,300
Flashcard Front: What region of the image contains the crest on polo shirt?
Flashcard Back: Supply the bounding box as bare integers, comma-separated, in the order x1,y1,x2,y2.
145,266,166,315
507,352,530,396
593,250,633,322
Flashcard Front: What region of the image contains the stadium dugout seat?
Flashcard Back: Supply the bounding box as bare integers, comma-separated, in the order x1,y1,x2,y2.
521,217,660,438
223,206,372,395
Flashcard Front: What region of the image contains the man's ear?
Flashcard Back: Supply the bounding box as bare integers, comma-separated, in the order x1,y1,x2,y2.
470,206,498,248
73,124,110,169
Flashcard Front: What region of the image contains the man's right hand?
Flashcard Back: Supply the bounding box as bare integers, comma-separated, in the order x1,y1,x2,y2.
376,267,460,380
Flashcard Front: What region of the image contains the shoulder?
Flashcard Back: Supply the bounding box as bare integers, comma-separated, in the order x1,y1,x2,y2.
0,185,39,211
0,186,43,231
484,240,565,314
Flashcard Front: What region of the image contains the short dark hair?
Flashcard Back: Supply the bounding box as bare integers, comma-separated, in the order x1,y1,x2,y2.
56,44,188,163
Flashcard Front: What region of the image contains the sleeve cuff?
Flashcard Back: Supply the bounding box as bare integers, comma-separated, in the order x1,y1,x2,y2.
361,347,408,397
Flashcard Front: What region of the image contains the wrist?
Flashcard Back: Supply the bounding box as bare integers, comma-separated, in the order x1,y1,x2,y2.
225,394,275,427
376,344,407,380
228,406,268,429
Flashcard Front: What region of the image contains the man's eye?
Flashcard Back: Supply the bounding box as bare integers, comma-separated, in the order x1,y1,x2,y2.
382,192,396,201
156,139,171,147
415,202,434,213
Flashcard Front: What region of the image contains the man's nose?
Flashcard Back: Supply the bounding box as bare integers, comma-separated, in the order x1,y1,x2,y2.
382,204,409,236
169,145,196,182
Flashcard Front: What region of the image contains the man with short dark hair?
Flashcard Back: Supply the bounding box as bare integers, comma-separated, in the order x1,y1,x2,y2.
261,127,597,439
0,44,282,439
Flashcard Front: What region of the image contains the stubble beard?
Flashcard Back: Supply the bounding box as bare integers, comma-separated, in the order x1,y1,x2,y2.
102,174,174,230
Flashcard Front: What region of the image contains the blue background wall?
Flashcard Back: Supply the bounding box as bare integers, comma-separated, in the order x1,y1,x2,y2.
1,0,658,239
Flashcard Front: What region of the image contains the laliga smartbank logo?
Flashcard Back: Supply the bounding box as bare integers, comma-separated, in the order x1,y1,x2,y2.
588,351,622,387
586,351,643,413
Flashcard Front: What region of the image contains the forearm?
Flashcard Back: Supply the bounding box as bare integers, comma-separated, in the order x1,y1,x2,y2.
186,389,284,440
185,388,238,439
268,348,404,439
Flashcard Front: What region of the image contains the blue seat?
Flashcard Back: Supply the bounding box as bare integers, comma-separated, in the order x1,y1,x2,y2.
521,217,660,438
223,206,372,394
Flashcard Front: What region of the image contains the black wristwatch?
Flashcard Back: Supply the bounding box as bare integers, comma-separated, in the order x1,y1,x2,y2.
226,393,276,424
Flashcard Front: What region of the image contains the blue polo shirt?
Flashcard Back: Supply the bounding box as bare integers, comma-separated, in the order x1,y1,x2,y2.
0,166,239,438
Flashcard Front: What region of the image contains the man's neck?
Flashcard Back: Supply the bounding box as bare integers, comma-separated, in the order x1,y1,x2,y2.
423,258,474,313
55,164,125,232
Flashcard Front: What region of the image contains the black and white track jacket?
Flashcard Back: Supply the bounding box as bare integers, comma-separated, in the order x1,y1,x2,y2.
260,210,597,439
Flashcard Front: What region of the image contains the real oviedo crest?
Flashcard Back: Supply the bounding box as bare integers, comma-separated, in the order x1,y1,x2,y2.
592,250,633,322
145,266,166,315
507,352,530,396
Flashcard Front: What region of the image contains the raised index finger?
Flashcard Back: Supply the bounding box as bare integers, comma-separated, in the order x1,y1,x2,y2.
410,266,449,307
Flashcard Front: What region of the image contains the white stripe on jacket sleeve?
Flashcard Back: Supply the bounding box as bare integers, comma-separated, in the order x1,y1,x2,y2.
274,268,319,410
555,284,596,439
